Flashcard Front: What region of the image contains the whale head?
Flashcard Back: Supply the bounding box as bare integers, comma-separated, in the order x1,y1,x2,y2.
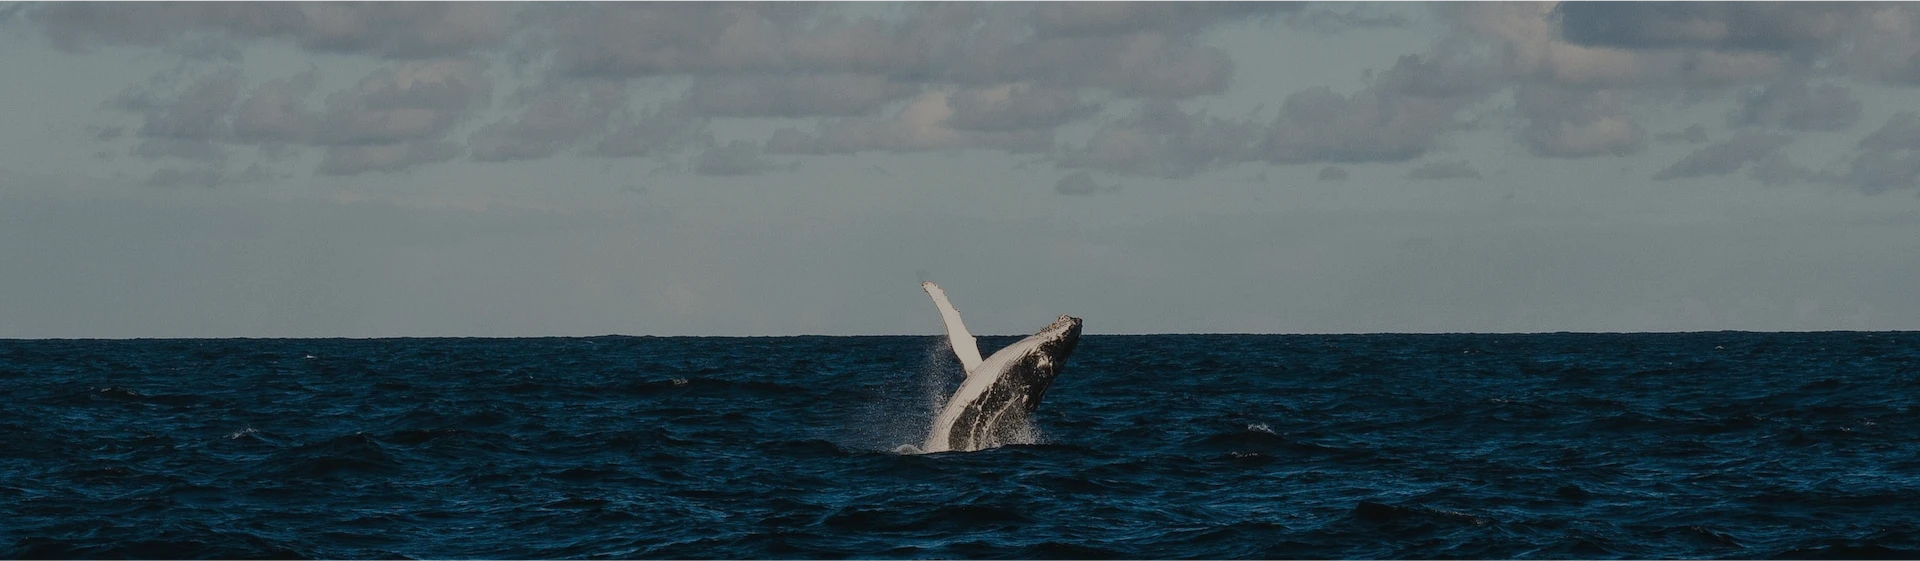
1028,314,1083,382
1041,314,1082,347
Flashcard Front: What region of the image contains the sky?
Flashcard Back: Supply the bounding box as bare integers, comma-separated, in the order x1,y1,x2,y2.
2,2,1919,338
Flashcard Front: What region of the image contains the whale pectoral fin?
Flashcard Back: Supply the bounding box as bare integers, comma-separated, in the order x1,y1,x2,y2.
922,281,983,372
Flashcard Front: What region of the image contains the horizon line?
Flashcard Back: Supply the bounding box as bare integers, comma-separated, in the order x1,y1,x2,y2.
3,329,1916,341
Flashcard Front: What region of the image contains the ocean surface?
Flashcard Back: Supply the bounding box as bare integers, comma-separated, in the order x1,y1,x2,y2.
4,332,1919,559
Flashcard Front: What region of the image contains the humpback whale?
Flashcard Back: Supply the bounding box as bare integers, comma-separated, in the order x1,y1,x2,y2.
920,281,1082,453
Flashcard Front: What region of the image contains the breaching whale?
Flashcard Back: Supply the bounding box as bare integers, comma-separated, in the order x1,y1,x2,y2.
920,281,1082,453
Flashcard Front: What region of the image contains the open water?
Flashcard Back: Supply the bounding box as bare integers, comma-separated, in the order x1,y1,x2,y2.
3,332,1919,559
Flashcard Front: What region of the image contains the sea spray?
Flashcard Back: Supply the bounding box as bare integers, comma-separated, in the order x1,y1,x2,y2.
848,337,961,453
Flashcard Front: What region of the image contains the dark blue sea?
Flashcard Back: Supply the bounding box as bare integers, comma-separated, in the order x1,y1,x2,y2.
4,333,1920,559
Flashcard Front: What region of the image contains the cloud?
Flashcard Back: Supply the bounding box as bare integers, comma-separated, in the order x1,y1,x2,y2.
115,68,244,161
1732,80,1861,131
1263,52,1494,165
1733,113,1920,192
594,102,713,158
686,73,918,118
1553,3,1867,53
144,167,223,189
1056,99,1261,178
45,2,1920,189
1407,160,1481,180
107,59,493,175
763,90,1052,156
130,68,242,139
1857,111,1920,151
943,83,1097,132
971,31,1238,99
317,140,460,176
208,59,493,175
1840,148,1920,193
1746,154,1824,187
548,3,810,77
34,3,515,59
1536,0,1920,87
1515,85,1642,158
1838,112,1920,192
1264,85,1461,164
1054,171,1120,195
313,59,492,146
1651,133,1793,180
1318,166,1350,181
144,163,275,189
232,68,319,145
445,3,1286,167
1447,3,1793,88
469,82,626,162
1656,124,1710,144
1289,5,1411,32
88,125,127,142
1415,2,1920,193
1030,3,1291,37
694,140,793,176
544,3,1268,99
1426,2,1916,185
755,4,1265,99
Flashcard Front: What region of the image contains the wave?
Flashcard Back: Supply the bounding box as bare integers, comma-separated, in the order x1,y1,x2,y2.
8,333,1920,558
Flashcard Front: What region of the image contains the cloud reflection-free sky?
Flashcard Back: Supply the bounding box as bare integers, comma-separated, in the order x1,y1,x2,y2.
2,2,1918,337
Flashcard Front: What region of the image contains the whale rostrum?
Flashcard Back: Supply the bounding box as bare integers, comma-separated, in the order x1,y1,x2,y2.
920,281,1082,453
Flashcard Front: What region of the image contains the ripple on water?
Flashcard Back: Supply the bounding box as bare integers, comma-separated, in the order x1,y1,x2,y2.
3,333,1920,558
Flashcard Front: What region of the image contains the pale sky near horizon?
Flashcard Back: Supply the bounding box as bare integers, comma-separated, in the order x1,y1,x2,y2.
3,2,1919,338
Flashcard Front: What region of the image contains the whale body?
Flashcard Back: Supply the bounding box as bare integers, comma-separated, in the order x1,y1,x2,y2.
920,281,1082,453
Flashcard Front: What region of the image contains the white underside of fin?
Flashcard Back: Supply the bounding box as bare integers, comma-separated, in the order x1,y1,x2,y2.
922,281,983,373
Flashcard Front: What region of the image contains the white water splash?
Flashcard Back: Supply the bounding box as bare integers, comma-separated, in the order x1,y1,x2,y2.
850,338,960,455
996,420,1045,448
